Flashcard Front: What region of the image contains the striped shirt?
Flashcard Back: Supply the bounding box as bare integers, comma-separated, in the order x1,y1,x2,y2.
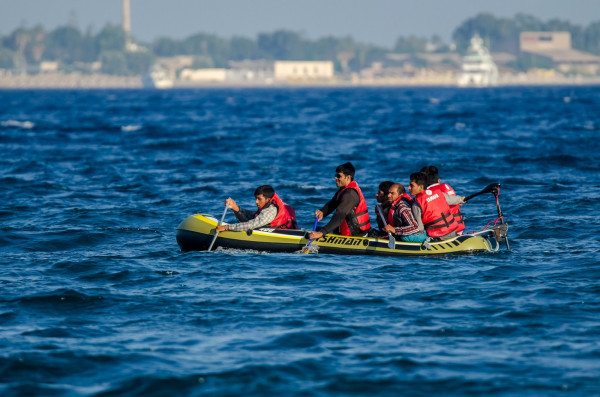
389,199,421,236
229,204,277,232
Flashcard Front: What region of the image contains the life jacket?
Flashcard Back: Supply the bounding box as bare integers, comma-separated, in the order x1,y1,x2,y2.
428,183,465,233
336,180,371,236
284,204,298,229
414,188,458,237
387,193,413,227
254,192,296,229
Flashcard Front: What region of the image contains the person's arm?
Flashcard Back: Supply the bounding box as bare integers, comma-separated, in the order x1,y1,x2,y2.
411,202,425,233
443,193,465,206
320,189,359,235
393,205,421,236
228,205,277,232
318,195,338,218
233,207,255,222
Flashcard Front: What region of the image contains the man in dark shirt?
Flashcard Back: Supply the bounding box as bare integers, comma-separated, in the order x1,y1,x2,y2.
308,162,371,239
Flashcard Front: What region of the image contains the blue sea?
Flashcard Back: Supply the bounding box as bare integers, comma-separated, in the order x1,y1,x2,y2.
1,86,599,396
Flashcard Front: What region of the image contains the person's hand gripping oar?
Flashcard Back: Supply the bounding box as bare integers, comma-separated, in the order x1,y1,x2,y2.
208,198,232,252
376,205,396,249
301,216,320,254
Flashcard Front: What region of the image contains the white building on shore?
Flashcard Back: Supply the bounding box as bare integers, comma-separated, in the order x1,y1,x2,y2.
274,61,334,81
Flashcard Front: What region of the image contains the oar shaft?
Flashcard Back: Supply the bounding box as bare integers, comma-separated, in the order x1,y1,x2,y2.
375,205,387,226
305,217,319,249
376,205,396,248
208,205,228,252
464,190,485,202
465,183,500,202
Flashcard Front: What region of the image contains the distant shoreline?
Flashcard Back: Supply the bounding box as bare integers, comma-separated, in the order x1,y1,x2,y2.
1,72,600,89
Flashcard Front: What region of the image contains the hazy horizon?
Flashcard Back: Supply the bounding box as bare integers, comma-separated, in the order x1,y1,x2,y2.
2,0,600,48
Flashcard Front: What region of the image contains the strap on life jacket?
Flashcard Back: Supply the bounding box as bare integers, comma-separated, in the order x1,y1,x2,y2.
424,211,454,230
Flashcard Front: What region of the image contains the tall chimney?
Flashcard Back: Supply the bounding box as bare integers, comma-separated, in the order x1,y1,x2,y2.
123,0,131,35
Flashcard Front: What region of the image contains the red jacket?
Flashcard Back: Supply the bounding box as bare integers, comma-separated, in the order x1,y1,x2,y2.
336,181,371,236
428,183,465,233
414,188,458,237
254,193,296,229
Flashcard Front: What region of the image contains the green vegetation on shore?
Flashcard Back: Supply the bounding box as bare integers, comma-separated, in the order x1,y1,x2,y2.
1,13,599,75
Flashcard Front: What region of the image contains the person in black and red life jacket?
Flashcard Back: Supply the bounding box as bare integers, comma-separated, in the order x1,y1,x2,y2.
374,180,394,233
215,185,297,233
421,165,466,235
308,162,372,239
382,183,428,243
408,172,464,240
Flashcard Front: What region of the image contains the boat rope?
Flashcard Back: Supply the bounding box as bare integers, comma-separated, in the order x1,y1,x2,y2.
467,217,503,235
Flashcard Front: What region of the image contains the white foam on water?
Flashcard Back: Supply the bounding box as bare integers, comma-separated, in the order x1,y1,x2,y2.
298,244,319,254
121,124,142,132
2,120,34,129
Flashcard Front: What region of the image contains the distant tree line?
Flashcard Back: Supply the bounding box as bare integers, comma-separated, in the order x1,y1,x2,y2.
453,13,600,54
1,13,599,74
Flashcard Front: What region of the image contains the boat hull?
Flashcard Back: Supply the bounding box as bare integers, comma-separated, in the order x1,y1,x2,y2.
176,214,504,256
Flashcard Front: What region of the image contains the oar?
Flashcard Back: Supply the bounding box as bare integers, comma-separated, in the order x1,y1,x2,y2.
376,205,396,249
207,204,228,252
464,183,500,202
301,217,319,254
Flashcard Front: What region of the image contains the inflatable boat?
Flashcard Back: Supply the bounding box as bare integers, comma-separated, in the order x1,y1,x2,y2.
176,213,509,256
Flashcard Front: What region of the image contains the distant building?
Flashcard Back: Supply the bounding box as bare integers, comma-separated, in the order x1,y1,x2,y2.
520,32,571,52
274,61,334,81
228,60,274,82
180,68,228,82
520,32,600,75
39,61,59,73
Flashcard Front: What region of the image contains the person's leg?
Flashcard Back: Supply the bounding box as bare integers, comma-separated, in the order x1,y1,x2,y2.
400,232,428,243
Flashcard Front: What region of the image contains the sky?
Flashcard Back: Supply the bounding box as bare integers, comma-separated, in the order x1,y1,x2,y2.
2,0,600,48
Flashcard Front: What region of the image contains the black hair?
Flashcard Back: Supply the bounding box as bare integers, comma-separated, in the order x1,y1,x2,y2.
410,172,428,188
397,184,406,195
378,181,394,193
254,185,274,199
420,165,439,187
336,162,355,180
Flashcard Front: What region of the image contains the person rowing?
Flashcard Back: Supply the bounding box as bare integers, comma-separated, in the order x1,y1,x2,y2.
374,180,394,234
308,162,371,240
215,185,297,232
382,183,428,243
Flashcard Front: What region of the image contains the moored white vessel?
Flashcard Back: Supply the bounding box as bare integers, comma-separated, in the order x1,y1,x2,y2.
142,65,174,89
458,34,499,87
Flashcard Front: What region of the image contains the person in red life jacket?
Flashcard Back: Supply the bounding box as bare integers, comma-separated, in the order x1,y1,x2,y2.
308,162,371,239
382,183,428,243
215,185,297,232
421,165,466,235
374,180,394,233
408,172,464,240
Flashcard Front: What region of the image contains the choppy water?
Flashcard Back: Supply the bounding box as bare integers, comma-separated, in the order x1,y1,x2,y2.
1,87,599,396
